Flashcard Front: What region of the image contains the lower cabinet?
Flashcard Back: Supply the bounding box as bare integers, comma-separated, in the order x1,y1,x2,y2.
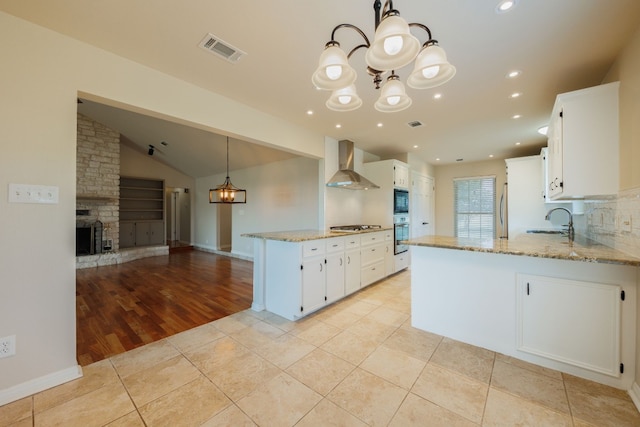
345,236,361,295
517,274,621,377
264,231,396,320
326,243,346,304
361,232,386,287
384,231,394,276
120,220,164,248
302,255,326,315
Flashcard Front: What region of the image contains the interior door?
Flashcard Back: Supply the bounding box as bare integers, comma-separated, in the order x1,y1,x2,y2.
411,172,434,238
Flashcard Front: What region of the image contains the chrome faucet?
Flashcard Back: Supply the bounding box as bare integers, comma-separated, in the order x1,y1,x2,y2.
545,207,574,241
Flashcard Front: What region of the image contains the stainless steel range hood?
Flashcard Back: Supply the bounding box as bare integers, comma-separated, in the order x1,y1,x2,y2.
326,140,380,190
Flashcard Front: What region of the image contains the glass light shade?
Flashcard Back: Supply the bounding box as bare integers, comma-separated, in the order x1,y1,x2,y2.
312,45,357,90
407,44,456,89
326,85,363,111
374,78,412,112
365,15,420,71
209,178,246,204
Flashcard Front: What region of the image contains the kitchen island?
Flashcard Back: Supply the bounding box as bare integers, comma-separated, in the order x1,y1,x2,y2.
405,233,640,390
244,227,403,321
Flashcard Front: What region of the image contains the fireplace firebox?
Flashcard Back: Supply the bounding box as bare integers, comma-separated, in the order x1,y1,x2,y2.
76,220,103,256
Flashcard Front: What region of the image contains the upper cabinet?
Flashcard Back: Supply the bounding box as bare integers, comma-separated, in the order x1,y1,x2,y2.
546,82,619,200
393,162,410,189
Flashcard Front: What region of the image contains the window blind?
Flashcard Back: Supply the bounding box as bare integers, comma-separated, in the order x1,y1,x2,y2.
454,176,496,239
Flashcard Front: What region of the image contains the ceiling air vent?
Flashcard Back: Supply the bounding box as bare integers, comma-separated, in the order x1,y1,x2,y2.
407,120,423,128
198,33,246,63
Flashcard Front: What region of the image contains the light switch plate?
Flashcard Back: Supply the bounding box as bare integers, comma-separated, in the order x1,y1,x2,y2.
8,183,59,204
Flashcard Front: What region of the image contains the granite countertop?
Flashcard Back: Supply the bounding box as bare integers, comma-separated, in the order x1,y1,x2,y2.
404,234,640,266
242,227,393,243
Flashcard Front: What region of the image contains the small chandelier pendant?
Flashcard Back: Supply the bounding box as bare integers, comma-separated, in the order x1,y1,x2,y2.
209,137,246,204
312,0,456,113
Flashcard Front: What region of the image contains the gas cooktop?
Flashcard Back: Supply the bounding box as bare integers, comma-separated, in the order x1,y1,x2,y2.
330,224,382,232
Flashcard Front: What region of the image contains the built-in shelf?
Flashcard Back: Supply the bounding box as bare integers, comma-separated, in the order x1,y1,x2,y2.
119,176,165,248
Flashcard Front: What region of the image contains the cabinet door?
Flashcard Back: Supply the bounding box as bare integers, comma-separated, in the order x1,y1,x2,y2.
325,252,345,304
384,241,394,276
147,221,165,245
345,249,361,295
517,274,621,377
547,109,564,199
119,222,136,248
394,164,409,189
302,257,326,314
134,222,149,246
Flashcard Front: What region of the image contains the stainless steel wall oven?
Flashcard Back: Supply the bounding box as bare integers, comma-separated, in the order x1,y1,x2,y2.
394,214,409,254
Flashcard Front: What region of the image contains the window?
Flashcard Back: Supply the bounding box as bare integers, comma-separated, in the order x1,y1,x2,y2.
454,176,496,239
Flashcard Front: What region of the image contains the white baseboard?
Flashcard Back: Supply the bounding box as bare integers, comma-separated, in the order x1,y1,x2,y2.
0,365,82,406
630,382,640,413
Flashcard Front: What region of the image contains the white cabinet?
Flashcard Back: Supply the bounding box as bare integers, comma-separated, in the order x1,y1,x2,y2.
301,240,326,315
384,230,394,276
393,163,409,189
395,251,410,272
264,232,394,320
345,236,361,295
361,231,386,287
517,274,622,377
325,238,346,304
363,159,411,226
546,82,619,200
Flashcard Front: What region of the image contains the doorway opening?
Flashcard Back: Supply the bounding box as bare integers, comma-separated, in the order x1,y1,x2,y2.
166,187,191,248
217,203,232,252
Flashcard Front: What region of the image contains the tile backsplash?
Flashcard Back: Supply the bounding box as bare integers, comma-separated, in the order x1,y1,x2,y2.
577,187,640,258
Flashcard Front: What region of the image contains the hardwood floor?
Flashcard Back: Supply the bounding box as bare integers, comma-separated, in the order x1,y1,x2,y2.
75,250,254,366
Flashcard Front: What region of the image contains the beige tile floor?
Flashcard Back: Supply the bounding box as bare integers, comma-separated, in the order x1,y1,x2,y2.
3,270,640,426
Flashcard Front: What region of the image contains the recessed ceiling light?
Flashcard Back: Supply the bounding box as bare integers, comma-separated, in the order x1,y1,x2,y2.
506,70,521,79
377,123,383,128
433,93,442,100
335,124,341,128
509,92,522,99
307,110,313,115
512,114,522,119
489,154,494,158
538,125,549,135
413,145,419,149
435,158,441,161
515,141,521,146
496,0,518,13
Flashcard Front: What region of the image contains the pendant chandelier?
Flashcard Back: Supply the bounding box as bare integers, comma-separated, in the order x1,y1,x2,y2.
312,0,456,113
209,137,246,204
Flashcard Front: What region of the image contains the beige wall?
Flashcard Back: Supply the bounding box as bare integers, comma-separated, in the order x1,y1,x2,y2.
0,11,324,402
600,22,640,395
603,25,640,190
434,159,507,237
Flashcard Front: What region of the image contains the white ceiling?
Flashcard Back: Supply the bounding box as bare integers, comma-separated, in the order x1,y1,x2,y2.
3,0,640,176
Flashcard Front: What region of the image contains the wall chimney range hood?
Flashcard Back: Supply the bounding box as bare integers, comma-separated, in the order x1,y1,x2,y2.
326,140,380,190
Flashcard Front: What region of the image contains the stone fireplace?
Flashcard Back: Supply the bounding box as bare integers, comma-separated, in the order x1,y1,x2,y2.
76,113,168,269
76,113,120,264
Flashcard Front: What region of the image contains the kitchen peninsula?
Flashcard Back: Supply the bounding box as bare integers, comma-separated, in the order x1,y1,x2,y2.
244,227,404,322
405,233,640,390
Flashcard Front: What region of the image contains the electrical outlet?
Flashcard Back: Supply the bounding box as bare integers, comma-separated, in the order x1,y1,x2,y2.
0,335,16,358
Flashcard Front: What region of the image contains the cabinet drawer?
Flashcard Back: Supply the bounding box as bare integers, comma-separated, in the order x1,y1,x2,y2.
360,232,384,246
326,237,345,253
362,260,385,287
302,240,325,258
384,230,393,241
361,244,384,265
344,236,361,249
